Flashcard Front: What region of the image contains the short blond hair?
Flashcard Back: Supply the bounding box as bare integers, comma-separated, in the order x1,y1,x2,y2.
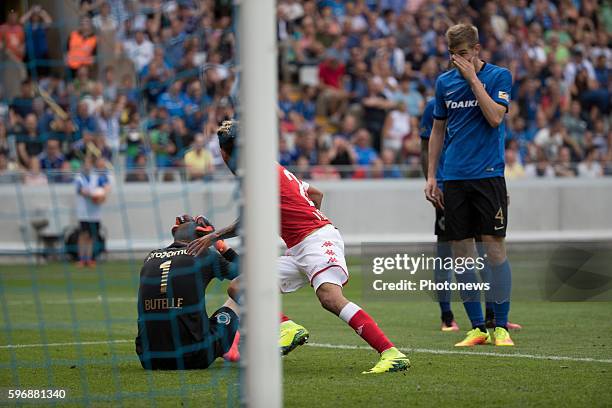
446,24,479,50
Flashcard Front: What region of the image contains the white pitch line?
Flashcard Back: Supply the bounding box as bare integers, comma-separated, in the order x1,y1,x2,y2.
6,293,227,306
6,297,137,306
1,339,611,364
0,339,133,349
306,342,612,364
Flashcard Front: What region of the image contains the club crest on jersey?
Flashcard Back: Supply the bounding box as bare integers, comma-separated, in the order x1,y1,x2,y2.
216,311,232,325
498,91,509,101
446,99,479,109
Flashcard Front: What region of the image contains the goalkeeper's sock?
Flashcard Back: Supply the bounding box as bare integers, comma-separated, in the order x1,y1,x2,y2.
279,313,291,323
339,302,394,354
491,259,512,329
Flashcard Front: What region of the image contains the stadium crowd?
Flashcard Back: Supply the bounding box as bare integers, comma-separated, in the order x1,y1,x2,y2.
0,0,610,184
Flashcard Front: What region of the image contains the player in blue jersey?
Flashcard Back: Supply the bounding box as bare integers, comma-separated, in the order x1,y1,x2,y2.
421,98,522,334
425,24,516,347
420,98,458,332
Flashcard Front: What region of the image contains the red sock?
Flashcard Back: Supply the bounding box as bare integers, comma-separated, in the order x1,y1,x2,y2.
340,302,394,354
279,312,291,323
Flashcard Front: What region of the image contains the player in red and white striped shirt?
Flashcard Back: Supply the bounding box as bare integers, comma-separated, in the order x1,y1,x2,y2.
188,121,409,374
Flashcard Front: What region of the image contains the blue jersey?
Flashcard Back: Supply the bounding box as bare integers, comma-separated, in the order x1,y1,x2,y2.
433,62,511,181
420,98,445,187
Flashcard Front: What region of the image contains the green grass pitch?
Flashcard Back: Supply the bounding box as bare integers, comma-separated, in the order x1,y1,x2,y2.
0,256,611,407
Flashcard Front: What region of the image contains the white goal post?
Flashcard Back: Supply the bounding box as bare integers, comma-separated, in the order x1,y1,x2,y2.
239,0,282,407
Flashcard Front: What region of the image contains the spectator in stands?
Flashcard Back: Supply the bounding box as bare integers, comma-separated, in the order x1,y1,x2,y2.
74,100,98,141
278,135,293,167
24,156,47,186
369,158,385,179
293,155,311,180
382,101,410,153
345,60,370,104
21,5,53,78
125,153,149,183
66,17,97,78
525,149,556,178
10,79,35,122
279,83,298,132
292,15,324,65
334,113,358,141
317,49,348,121
184,133,214,181
123,113,144,169
97,102,121,158
39,74,68,107
169,117,192,163
291,128,318,165
555,146,577,177
118,72,139,105
0,9,25,62
92,2,118,35
39,139,70,183
577,148,603,178
392,78,424,118
123,29,154,74
83,82,105,115
310,149,341,180
504,149,526,180
564,46,596,90
101,65,118,102
72,65,95,96
0,121,8,153
16,113,42,169
184,80,210,131
399,127,421,171
294,85,317,124
352,128,378,167
150,121,176,176
380,148,402,178
362,77,395,152
0,151,19,183
158,80,187,119
163,16,187,69
593,55,608,90
328,135,356,178
562,100,588,142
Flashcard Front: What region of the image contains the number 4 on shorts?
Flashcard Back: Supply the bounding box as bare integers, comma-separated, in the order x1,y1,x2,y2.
495,207,504,226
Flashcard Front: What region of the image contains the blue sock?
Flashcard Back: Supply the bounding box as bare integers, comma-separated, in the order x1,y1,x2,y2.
479,262,495,319
463,302,484,328
475,242,497,322
491,259,512,328
455,264,484,328
435,241,453,313
439,302,452,313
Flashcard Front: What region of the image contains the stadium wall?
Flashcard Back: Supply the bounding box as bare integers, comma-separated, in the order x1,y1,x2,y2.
1,178,612,258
